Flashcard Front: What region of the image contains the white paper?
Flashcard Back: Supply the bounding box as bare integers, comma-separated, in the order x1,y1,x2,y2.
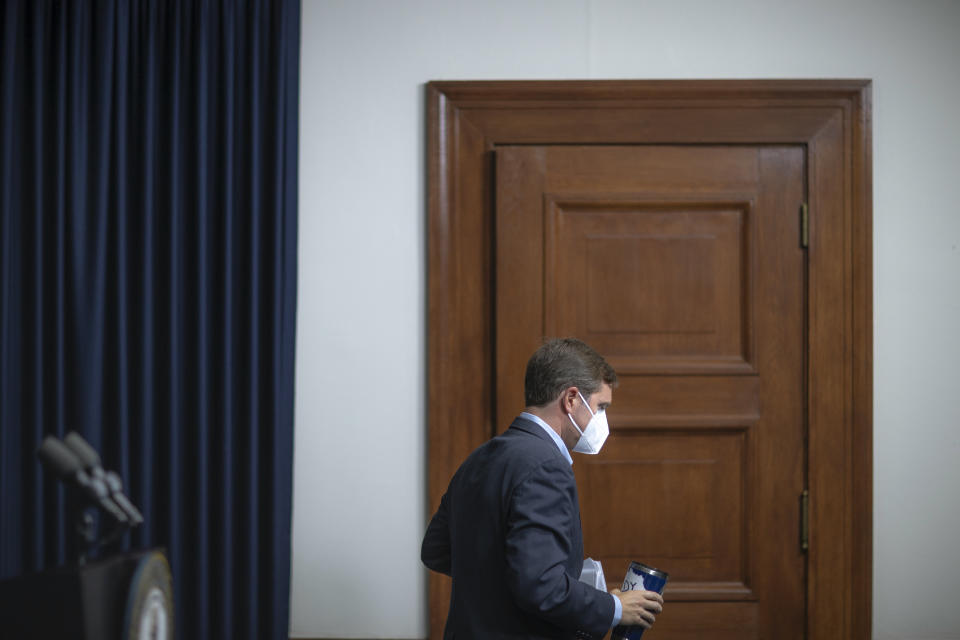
579,557,607,592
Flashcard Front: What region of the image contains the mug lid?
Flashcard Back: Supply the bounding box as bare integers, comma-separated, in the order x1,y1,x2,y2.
629,561,669,581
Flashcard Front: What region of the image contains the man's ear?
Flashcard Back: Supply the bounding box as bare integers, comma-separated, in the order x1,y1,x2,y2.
560,387,579,414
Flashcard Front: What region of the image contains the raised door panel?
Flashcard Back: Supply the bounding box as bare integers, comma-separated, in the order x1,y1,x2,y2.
578,430,751,593
545,198,754,374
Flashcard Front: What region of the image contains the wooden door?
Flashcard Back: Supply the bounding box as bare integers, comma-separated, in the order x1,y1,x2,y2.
496,145,805,639
426,80,872,640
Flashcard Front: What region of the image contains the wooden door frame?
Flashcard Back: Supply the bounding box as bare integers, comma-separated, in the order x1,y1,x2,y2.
426,80,872,640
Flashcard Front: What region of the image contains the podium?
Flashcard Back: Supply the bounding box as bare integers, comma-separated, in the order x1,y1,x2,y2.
0,549,173,640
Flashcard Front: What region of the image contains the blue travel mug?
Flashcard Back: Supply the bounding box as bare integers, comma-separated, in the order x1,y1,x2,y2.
610,561,669,640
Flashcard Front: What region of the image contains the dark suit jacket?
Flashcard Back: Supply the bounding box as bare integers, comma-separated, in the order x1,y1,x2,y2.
421,416,615,639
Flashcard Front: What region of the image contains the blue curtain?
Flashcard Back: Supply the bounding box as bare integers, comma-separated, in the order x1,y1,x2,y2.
0,1,299,638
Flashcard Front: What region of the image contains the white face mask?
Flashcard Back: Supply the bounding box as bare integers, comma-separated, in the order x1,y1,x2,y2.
568,391,610,454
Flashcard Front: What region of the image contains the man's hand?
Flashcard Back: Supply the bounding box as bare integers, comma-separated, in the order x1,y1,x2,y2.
611,588,663,629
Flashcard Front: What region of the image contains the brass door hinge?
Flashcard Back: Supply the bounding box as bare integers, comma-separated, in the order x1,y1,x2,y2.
800,203,809,249
800,489,809,552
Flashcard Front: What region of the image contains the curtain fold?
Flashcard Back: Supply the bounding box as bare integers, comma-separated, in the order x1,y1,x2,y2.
0,2,300,639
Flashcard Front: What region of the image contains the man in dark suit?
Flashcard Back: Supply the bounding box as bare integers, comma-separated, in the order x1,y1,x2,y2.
422,338,663,639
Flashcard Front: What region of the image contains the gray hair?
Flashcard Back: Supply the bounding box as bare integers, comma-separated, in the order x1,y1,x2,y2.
524,338,618,407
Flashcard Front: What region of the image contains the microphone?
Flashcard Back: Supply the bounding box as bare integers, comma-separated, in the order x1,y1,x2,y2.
36,436,130,524
63,432,144,526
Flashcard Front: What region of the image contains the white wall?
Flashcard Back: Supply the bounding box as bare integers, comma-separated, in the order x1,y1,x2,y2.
292,1,960,638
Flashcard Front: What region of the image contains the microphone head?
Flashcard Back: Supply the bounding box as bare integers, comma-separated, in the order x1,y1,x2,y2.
82,473,111,499
103,469,123,492
64,431,103,469
37,436,83,478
